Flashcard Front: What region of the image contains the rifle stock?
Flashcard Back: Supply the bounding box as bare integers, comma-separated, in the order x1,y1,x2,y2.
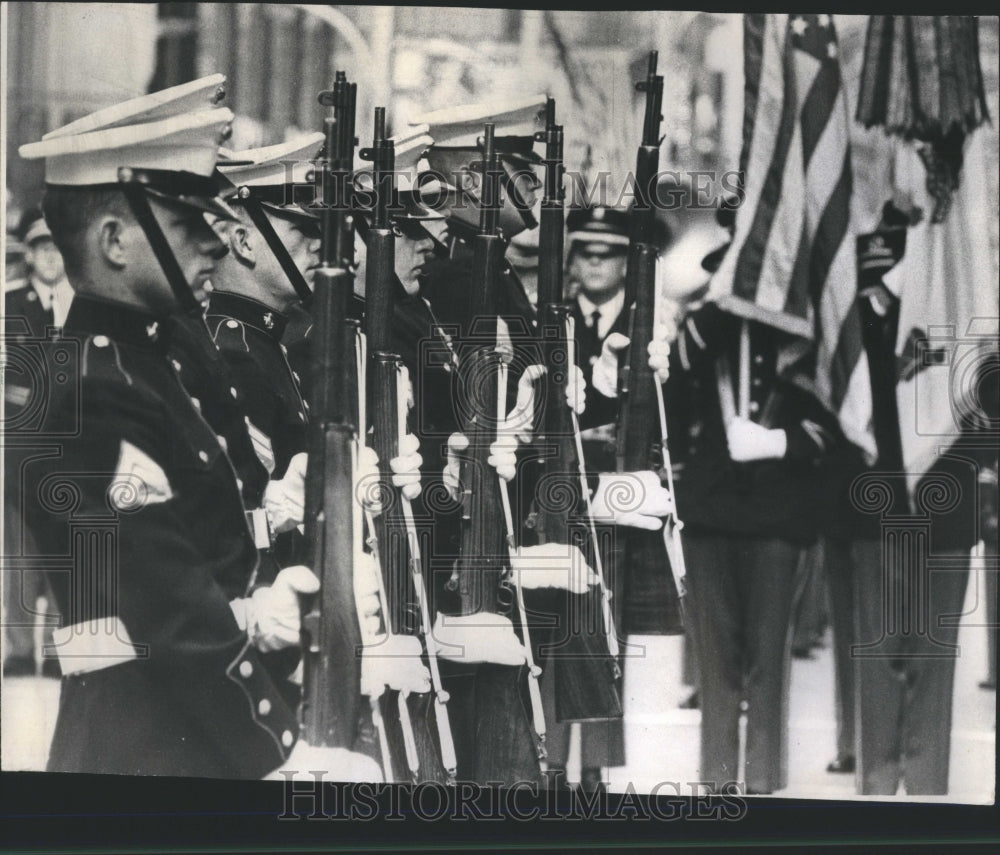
616,52,685,636
363,107,457,783
450,123,541,783
531,99,623,723
300,97,364,748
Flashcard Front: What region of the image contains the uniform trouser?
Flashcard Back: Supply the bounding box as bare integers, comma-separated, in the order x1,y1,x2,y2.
853,539,970,795
539,657,626,771
684,532,801,793
791,541,827,652
3,503,56,667
824,536,857,761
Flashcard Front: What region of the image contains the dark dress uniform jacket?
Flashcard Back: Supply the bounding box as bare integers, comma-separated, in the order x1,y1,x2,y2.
206,292,308,481
24,296,298,778
667,315,836,543
164,313,269,510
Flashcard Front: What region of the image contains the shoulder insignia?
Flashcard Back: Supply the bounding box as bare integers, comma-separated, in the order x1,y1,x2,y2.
82,335,133,385
110,439,173,511
210,317,251,354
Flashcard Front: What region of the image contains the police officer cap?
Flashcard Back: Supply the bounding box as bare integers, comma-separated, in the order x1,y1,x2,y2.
410,94,546,164
566,206,630,248
20,210,53,246
42,75,228,141
218,132,326,221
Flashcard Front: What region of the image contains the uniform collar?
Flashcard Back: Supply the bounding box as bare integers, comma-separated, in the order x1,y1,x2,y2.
63,295,171,352
207,291,288,341
577,289,624,324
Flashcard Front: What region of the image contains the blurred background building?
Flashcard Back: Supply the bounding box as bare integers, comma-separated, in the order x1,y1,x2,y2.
4,4,998,274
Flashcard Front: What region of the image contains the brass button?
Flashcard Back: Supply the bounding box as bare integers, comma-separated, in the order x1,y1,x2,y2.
281,729,294,748
199,450,210,463
239,660,253,678
258,699,271,716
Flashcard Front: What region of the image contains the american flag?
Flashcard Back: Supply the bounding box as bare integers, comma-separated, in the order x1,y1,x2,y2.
709,13,875,459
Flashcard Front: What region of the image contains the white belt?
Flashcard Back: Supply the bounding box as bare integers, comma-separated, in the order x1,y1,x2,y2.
49,616,141,676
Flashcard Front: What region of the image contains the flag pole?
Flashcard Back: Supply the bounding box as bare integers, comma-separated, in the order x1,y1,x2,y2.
738,319,750,419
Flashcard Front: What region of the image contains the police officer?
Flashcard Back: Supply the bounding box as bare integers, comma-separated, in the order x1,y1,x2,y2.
17,84,378,780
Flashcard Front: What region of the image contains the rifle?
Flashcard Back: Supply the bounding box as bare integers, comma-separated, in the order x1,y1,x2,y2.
362,107,458,784
448,123,542,783
300,75,365,753
615,51,685,635
528,98,623,723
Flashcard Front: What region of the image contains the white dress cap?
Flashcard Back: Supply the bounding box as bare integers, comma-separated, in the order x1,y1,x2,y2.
218,132,326,190
19,108,235,186
43,74,228,141
408,94,547,151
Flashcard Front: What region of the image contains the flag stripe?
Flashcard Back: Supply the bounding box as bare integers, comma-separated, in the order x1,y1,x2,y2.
800,61,840,165
732,32,799,303
808,153,852,306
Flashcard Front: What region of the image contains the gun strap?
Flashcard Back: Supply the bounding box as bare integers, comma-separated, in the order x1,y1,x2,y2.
118,179,201,317
242,197,314,305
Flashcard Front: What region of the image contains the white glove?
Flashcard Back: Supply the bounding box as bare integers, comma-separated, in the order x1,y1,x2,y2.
647,323,672,384
263,452,307,534
591,332,630,398
355,445,384,516
488,434,519,483
443,432,469,501
232,564,320,653
504,363,546,443
726,417,787,462
509,542,598,594
266,742,384,783
563,363,587,416
432,612,528,666
353,552,384,641
591,471,674,531
361,634,431,697
389,433,423,501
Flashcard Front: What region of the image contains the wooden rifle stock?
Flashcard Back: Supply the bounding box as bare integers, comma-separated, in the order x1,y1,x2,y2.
363,107,456,783
449,124,541,783
615,52,685,636
300,103,364,748
530,99,623,723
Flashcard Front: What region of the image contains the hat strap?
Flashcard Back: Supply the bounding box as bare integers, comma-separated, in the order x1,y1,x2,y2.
241,195,313,305
118,175,201,317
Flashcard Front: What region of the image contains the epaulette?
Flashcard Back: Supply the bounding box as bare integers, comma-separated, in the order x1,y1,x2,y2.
80,334,133,386
209,316,251,354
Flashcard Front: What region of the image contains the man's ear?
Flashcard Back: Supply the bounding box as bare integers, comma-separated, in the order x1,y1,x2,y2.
228,223,255,267
97,216,128,269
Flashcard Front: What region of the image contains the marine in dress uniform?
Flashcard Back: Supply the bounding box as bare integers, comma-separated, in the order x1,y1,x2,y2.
3,213,72,678
665,300,838,794
14,84,356,779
